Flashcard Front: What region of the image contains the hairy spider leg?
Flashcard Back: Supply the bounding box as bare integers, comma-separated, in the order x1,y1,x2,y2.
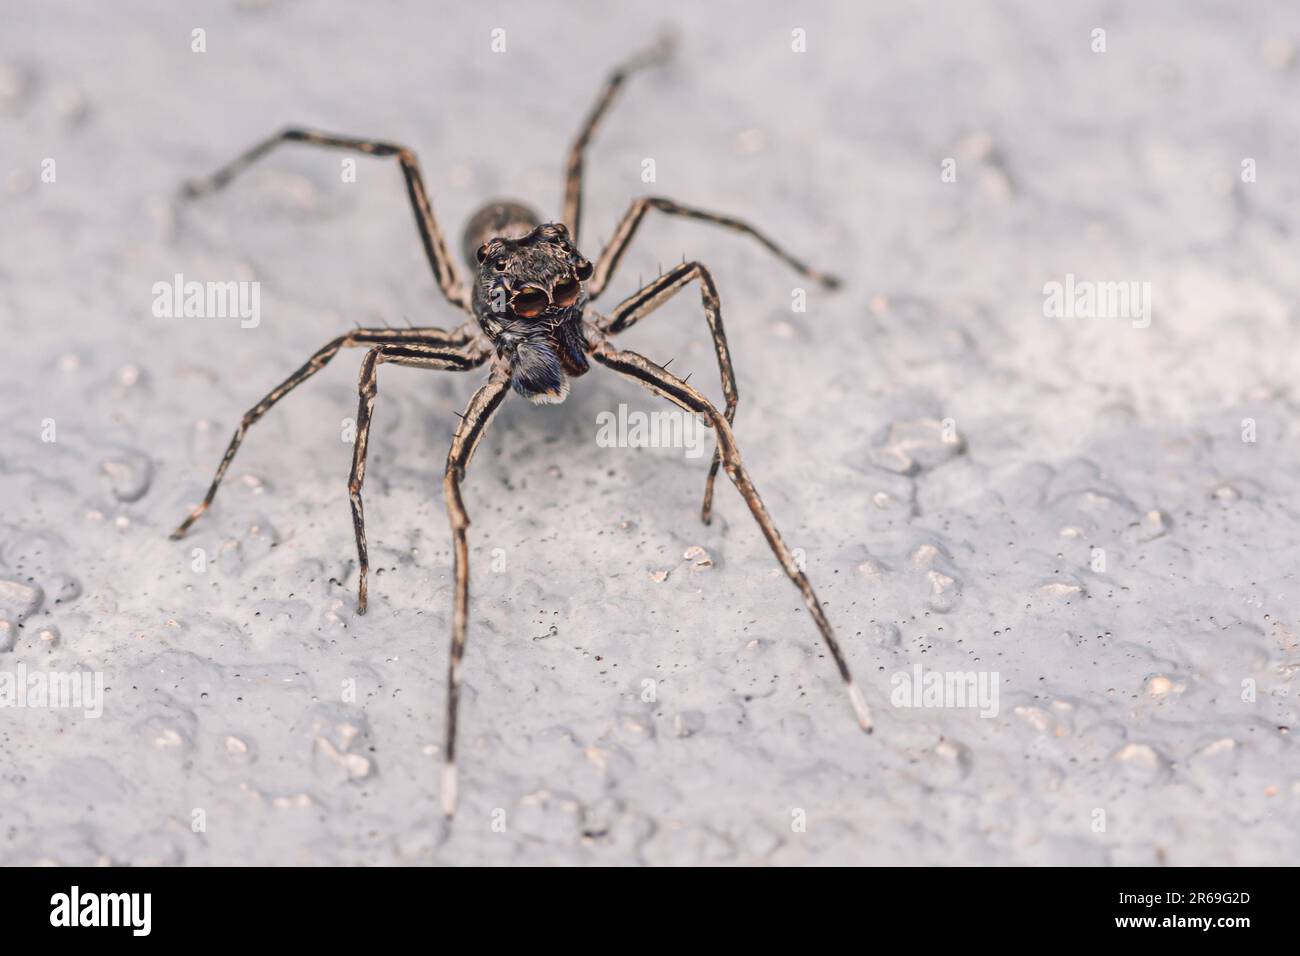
440,362,512,818
349,341,491,613
171,328,472,540
182,127,472,312
588,336,873,734
561,32,676,245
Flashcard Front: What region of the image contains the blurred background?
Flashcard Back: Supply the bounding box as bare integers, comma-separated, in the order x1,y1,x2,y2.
1,1,1297,865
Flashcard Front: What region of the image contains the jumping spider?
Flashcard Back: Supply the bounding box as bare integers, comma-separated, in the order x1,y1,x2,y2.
170,36,871,817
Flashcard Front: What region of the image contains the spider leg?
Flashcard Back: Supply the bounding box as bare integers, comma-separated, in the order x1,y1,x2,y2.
441,361,512,818
182,127,471,311
586,197,840,300
588,337,873,734
595,262,735,524
561,33,675,245
170,328,475,539
349,342,492,614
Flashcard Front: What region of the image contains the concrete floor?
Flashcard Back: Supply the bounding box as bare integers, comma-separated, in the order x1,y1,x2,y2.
1,0,1297,865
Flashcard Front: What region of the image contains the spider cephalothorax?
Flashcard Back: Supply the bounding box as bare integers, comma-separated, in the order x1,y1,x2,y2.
471,222,594,404
171,34,868,821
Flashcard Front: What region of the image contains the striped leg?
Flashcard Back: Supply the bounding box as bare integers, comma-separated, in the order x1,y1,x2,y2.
589,338,873,735
170,328,467,539
440,362,512,818
182,127,470,311
561,33,675,245
598,262,735,524
349,342,491,614
586,196,841,300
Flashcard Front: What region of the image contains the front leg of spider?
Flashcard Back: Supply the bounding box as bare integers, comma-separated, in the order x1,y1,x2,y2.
438,223,596,818
348,341,491,614
440,362,511,819
586,332,874,735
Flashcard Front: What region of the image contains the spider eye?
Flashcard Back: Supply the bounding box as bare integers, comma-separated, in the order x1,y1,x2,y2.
475,243,489,264
552,278,581,308
493,258,508,272
574,259,593,281
512,288,549,318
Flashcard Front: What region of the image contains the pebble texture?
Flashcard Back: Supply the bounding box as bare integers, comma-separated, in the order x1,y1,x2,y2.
2,1,1298,865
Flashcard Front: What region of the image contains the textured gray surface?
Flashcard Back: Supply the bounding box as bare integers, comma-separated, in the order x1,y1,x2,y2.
2,1,1299,865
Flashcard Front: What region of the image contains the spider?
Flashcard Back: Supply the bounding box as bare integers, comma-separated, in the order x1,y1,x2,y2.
169,35,872,818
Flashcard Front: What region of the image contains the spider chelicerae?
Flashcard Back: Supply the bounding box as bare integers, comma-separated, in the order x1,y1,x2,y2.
169,35,872,817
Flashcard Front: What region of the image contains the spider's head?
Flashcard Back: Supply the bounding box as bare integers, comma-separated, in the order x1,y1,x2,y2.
473,223,593,320
471,222,594,405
